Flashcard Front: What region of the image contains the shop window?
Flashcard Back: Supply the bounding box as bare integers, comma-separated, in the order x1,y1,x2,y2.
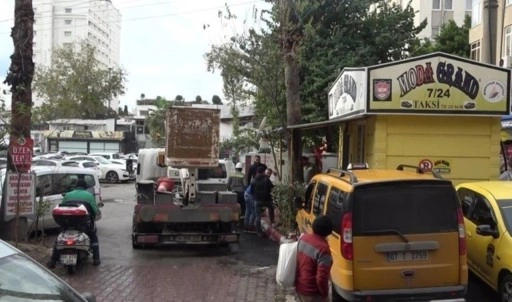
472,1,482,26
444,0,452,10
470,41,481,61
65,8,72,13
432,0,440,10
505,27,512,57
466,0,472,10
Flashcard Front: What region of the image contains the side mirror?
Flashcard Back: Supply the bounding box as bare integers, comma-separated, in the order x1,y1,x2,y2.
476,224,499,239
98,202,104,208
61,193,66,197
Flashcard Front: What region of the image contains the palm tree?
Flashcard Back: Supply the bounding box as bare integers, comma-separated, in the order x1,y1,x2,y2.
145,97,170,146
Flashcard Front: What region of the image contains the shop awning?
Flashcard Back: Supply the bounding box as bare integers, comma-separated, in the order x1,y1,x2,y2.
288,115,366,130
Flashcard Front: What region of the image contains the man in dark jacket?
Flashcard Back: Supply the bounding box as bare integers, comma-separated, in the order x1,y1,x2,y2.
250,166,273,237
295,215,333,302
246,155,267,185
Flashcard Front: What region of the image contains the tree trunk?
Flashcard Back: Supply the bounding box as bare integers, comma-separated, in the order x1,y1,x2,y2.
0,0,34,242
281,0,303,183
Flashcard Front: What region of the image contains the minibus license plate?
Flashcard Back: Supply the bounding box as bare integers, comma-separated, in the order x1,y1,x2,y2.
387,251,428,262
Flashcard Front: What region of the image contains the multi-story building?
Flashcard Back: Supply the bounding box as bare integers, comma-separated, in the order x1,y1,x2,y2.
33,0,121,108
469,0,512,67
390,0,472,39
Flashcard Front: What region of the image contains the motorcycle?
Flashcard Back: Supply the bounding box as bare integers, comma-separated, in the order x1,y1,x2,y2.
52,201,101,274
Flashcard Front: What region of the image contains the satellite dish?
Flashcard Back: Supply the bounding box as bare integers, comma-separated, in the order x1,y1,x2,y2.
258,117,267,132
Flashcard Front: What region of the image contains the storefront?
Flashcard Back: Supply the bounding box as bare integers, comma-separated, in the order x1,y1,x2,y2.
45,130,124,154
294,52,511,185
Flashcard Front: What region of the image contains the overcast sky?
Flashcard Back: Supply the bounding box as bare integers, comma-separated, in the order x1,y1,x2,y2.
0,0,269,112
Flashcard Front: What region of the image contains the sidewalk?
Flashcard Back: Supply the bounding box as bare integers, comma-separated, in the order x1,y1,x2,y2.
260,207,297,244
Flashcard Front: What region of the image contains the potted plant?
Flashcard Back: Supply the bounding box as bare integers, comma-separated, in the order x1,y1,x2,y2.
271,181,306,240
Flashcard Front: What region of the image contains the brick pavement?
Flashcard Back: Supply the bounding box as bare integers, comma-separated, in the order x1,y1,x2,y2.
54,260,294,302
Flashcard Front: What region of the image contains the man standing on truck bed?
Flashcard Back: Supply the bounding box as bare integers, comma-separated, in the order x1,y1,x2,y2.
246,155,267,185
227,162,247,216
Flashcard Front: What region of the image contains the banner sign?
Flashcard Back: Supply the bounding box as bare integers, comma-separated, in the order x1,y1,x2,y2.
328,69,367,119
4,172,36,221
368,53,511,115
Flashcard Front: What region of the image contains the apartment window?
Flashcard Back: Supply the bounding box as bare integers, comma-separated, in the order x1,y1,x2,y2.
433,0,440,10
470,41,481,61
432,26,440,37
65,8,72,13
444,0,453,10
508,0,512,6
64,31,72,37
506,27,512,57
472,0,482,26
64,20,72,25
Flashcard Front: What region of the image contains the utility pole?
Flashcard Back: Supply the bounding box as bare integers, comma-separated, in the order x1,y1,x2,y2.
1,0,35,242
280,0,303,182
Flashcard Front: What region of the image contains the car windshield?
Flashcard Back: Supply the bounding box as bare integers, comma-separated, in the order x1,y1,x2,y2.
112,154,121,159
0,253,84,301
93,156,110,165
498,200,512,233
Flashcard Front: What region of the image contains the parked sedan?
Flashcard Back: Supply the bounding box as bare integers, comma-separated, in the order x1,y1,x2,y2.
65,155,133,183
0,239,96,301
456,181,512,301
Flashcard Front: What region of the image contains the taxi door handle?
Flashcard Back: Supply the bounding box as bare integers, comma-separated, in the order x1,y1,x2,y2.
467,231,472,238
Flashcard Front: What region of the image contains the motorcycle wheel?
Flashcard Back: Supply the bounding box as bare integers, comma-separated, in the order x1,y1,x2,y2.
67,265,76,274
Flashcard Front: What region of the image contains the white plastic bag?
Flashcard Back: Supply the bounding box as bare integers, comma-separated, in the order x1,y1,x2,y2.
276,240,298,288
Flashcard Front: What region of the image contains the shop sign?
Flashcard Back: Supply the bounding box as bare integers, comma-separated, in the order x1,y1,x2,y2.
328,69,367,119
368,53,510,115
9,136,34,173
4,172,36,220
432,159,451,174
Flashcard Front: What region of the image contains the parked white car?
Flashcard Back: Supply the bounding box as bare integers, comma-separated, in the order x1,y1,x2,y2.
60,160,102,178
65,155,133,183
32,159,80,167
0,166,103,231
89,152,136,172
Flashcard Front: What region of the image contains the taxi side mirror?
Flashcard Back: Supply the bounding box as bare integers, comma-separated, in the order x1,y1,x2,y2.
476,224,499,239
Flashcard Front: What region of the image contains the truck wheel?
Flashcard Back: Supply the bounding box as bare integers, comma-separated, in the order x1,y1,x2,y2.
132,236,143,249
106,171,119,183
228,243,239,254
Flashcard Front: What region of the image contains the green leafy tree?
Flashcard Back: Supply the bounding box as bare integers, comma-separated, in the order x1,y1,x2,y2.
212,95,223,104
145,96,171,146
410,15,471,58
123,105,129,115
33,40,127,120
299,0,427,124
195,95,203,103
